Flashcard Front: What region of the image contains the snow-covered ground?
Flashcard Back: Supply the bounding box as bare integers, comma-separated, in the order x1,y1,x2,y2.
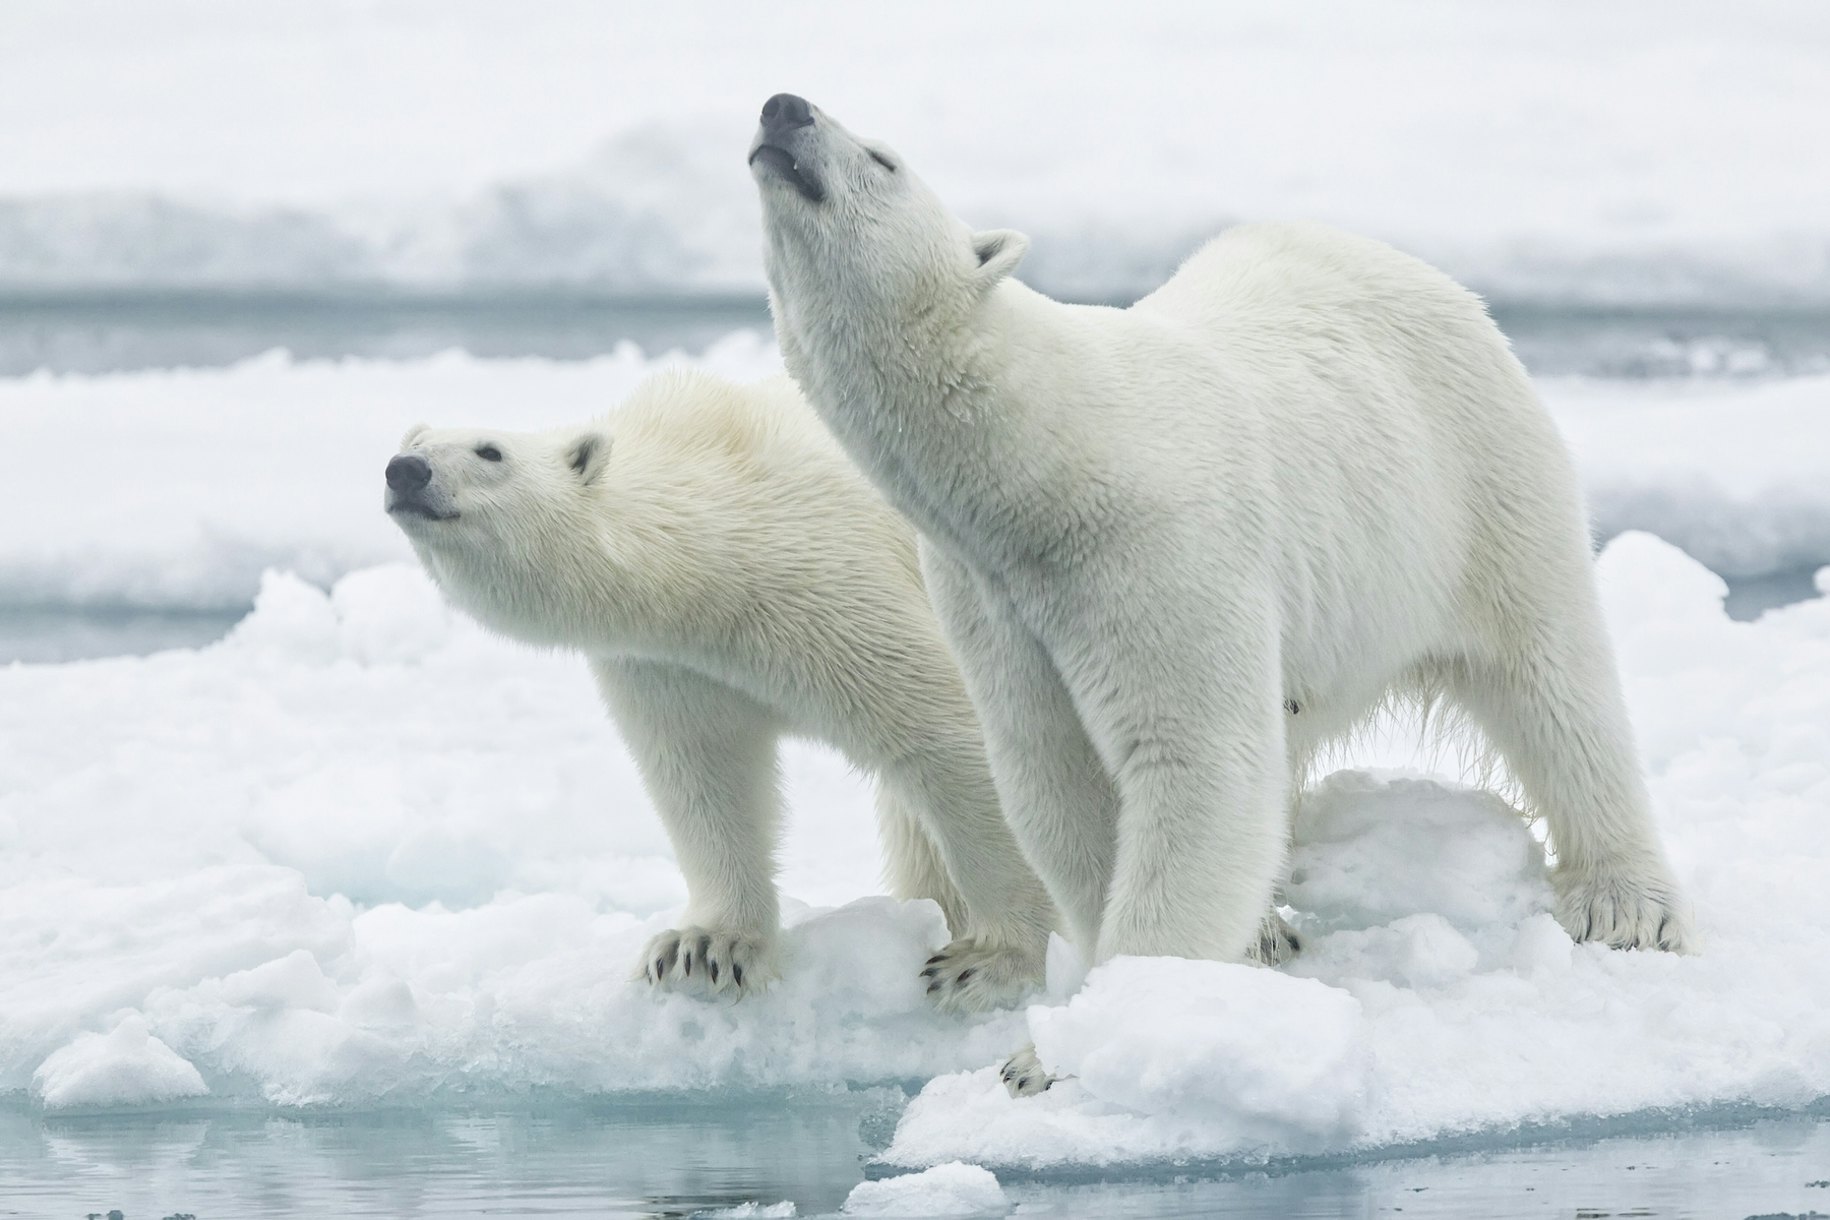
2,341,1825,615
2,1,1828,305
2,477,1827,1173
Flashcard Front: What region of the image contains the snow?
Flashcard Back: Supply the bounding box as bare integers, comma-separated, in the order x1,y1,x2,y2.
841,1164,1007,1217
0,516,1824,1173
2,2,1828,305
702,1205,797,1220
0,562,1027,1109
882,534,1830,1169
29,1016,208,1109
2,347,1826,620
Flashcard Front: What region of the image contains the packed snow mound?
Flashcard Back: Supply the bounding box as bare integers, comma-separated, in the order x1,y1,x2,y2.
2,349,1826,617
31,1016,209,1110
842,1164,1007,1217
883,534,1830,1169
1031,961,1369,1145
3,3,1829,306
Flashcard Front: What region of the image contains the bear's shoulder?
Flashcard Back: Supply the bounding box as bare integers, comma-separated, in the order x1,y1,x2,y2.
613,370,835,464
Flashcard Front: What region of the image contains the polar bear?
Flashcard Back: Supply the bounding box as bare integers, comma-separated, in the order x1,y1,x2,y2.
748,95,1692,1079
383,369,1056,1011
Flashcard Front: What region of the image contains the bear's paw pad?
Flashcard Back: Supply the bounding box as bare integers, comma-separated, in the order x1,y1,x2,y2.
637,926,778,998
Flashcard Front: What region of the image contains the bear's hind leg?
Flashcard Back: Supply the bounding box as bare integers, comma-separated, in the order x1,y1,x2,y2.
877,777,1052,1013
876,783,970,934
878,753,1057,1015
1451,584,1693,952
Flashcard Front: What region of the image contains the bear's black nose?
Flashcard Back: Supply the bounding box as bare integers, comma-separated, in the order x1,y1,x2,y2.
760,93,813,134
386,453,431,492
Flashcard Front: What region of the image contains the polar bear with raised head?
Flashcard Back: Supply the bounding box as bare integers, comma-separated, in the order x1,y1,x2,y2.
384,369,1056,1011
748,94,1692,1081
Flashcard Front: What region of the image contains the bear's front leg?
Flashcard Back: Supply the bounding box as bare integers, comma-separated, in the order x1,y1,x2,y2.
593,657,787,1001
1040,569,1290,965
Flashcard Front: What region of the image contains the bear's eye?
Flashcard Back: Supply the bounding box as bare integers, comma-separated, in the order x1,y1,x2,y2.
476,445,503,462
869,149,896,173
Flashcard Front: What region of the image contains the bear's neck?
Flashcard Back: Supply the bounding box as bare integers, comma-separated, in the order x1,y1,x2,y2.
422,529,661,655
774,275,1059,562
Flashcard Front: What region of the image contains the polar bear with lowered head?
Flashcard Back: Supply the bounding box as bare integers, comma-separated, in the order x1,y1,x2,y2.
749,94,1692,1047
383,369,1056,1010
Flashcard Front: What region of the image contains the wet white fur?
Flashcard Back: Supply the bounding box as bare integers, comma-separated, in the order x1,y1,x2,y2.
751,103,1692,973
387,370,1056,1009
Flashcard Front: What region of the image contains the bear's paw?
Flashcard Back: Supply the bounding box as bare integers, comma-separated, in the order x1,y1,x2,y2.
1246,910,1303,967
637,926,780,999
1553,863,1695,954
920,936,1047,1015
998,1043,1056,1098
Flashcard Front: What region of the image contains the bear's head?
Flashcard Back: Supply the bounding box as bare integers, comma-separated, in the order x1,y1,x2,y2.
384,421,612,636
748,93,1028,330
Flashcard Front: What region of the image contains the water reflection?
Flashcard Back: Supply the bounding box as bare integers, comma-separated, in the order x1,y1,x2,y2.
4,1099,884,1219
3,1105,1826,1219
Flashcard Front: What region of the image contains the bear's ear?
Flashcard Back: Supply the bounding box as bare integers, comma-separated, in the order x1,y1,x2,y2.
565,428,611,485
399,422,431,448
971,228,1029,290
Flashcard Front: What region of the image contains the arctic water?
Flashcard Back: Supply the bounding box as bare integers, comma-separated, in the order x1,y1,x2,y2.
4,1104,1828,1218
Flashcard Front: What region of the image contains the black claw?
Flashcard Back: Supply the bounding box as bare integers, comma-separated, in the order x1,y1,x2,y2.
654,957,666,978
927,981,941,994
1018,1076,1032,1090
733,963,744,988
683,954,692,977
709,961,720,984
957,968,975,983
920,967,938,979
927,952,949,964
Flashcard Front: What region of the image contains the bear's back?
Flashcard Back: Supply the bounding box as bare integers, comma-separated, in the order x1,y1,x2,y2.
1135,222,1496,352
605,368,923,590
1123,220,1542,475
612,369,834,467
